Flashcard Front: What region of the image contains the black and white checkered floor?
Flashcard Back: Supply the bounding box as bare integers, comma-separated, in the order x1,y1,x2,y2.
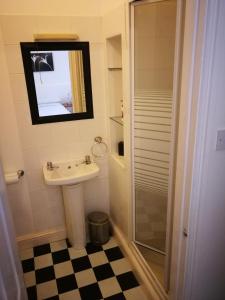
20,237,148,299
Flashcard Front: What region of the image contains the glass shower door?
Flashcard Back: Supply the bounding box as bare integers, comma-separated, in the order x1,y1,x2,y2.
133,0,177,284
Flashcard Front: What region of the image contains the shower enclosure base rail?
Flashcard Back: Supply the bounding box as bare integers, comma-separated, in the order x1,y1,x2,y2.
135,240,166,256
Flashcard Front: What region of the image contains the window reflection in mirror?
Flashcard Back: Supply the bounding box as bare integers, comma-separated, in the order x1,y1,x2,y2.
20,42,93,124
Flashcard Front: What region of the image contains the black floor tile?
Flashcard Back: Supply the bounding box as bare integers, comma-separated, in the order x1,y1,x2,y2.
105,293,126,300
34,244,51,257
35,266,55,284
22,258,34,273
93,263,115,281
56,274,77,294
117,271,139,291
105,247,124,262
79,283,102,300
45,296,59,300
27,286,37,300
86,242,103,254
72,255,92,273
52,249,70,264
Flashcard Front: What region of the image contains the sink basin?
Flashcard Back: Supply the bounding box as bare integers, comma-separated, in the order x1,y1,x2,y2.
43,160,100,186
43,159,100,250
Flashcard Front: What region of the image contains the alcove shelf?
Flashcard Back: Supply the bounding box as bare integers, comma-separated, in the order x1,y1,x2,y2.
106,34,124,167
111,153,125,169
110,116,123,126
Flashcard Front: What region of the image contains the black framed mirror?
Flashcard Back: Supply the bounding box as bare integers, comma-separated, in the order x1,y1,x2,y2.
20,42,94,124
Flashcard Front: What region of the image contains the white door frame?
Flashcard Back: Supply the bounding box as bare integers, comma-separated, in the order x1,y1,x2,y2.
169,0,220,299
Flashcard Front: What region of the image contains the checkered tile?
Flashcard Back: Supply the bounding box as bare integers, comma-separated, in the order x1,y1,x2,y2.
135,188,167,252
20,237,148,299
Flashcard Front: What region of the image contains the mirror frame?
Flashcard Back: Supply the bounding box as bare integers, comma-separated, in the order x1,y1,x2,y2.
20,41,94,124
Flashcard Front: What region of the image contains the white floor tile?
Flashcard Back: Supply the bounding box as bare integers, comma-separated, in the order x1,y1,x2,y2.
20,248,34,260
59,289,81,300
102,237,118,250
23,271,35,287
36,280,58,299
124,286,150,300
89,251,108,267
54,261,74,279
68,247,87,259
98,277,122,298
50,240,67,252
34,253,53,269
75,269,97,288
110,258,132,275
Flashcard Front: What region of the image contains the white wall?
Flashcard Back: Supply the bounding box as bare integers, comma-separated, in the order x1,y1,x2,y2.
0,0,126,246
184,1,225,299
0,0,102,16
0,11,109,245
0,29,24,173
0,26,34,238
101,0,125,15
0,0,125,17
103,2,131,238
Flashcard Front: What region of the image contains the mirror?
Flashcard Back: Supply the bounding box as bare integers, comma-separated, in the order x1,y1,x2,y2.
20,42,94,124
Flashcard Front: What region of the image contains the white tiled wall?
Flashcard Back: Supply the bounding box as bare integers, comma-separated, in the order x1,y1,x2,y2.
0,0,102,16
0,15,109,241
101,0,124,15
0,26,34,237
103,2,131,238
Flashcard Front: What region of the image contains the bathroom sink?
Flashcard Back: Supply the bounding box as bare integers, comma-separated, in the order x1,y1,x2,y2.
43,158,100,249
43,160,100,186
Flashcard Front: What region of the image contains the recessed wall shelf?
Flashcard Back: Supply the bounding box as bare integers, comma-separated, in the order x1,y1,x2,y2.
111,153,125,169
106,34,124,160
110,116,123,126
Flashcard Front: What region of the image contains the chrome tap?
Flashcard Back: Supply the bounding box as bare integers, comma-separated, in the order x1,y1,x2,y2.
46,161,59,171
75,156,92,167
85,155,91,164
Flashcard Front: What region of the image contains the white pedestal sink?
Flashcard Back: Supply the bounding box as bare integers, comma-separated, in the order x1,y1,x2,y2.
43,160,100,249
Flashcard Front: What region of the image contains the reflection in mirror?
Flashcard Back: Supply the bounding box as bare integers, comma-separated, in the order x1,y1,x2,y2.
20,42,93,124
31,50,87,116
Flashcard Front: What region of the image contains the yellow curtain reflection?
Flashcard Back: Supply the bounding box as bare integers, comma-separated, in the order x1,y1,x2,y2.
69,51,86,112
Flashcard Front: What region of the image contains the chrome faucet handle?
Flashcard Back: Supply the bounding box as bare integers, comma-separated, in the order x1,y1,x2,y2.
85,155,91,164
47,161,53,170
47,161,59,170
76,156,91,166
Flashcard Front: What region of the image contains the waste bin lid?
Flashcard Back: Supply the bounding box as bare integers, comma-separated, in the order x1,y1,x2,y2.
88,212,109,224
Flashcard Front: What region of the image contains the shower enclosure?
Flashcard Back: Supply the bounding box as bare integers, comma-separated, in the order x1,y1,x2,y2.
131,0,181,288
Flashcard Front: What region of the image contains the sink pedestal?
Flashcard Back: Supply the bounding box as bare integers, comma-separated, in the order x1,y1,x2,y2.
43,159,100,249
62,184,86,249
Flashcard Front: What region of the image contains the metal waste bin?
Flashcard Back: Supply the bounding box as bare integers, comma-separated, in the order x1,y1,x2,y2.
88,212,110,245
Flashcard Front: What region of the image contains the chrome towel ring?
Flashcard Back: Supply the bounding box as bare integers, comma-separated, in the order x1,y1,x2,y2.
91,136,108,158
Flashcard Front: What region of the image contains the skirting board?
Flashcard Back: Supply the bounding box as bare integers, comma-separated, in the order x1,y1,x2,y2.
112,221,167,300
17,227,67,251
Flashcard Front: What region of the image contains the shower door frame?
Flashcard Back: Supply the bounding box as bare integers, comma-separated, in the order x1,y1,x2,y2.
130,0,185,291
